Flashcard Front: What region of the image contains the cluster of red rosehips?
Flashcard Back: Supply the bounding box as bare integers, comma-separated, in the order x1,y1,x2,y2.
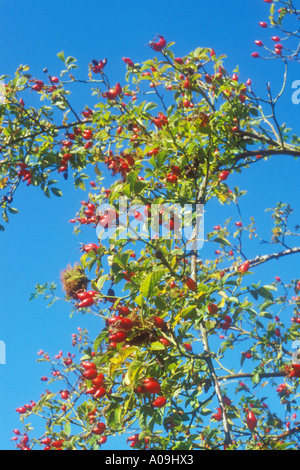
31,75,60,93
166,165,181,184
77,202,98,225
150,35,167,52
15,400,36,415
276,383,291,398
39,437,65,450
90,58,107,74
17,162,32,185
127,433,150,449
251,1,289,59
134,377,167,408
69,203,100,226
76,289,98,309
286,364,300,378
108,313,133,347
82,361,107,400
11,430,31,450
102,82,122,101
104,150,135,178
203,66,247,104
58,128,94,175
152,112,168,129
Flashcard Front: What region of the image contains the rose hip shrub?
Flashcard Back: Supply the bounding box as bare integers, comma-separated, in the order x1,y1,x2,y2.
3,2,300,450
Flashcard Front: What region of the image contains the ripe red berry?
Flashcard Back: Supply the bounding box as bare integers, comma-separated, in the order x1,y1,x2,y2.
78,297,94,309
183,343,193,352
186,277,197,291
52,439,64,449
109,331,127,343
99,436,107,445
82,368,98,380
218,171,230,181
153,316,165,328
208,303,218,315
93,387,106,399
152,396,167,408
82,129,93,140
150,35,167,52
238,260,250,273
92,423,106,435
60,390,69,400
143,378,161,394
81,361,96,370
92,373,105,388
246,411,257,431
166,173,178,184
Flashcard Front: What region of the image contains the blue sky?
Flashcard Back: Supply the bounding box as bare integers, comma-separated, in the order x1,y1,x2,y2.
0,0,299,450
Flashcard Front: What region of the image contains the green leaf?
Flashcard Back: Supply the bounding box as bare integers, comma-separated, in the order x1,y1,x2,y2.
260,311,273,319
96,274,109,292
7,207,19,214
257,287,274,301
213,237,231,246
144,102,158,112
57,51,65,63
140,269,167,298
150,341,166,350
154,296,167,311
64,422,71,436
260,300,274,311
51,187,63,197
66,56,76,66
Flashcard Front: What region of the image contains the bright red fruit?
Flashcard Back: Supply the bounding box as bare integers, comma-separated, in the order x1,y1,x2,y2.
78,297,94,309
246,411,257,431
186,277,197,291
99,436,107,445
109,331,127,343
166,173,178,184
93,387,106,399
143,378,161,394
212,408,223,422
152,396,167,408
238,260,250,273
92,423,106,435
218,171,230,181
153,316,165,328
60,390,69,400
208,303,218,315
92,373,105,387
52,439,64,449
81,361,96,370
82,129,93,140
82,368,98,380
150,35,166,52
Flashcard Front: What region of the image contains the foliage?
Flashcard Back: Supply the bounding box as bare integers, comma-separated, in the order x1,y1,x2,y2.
4,1,300,451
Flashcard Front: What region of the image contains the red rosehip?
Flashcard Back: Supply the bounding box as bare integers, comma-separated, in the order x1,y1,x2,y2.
246,411,257,431
152,396,167,408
